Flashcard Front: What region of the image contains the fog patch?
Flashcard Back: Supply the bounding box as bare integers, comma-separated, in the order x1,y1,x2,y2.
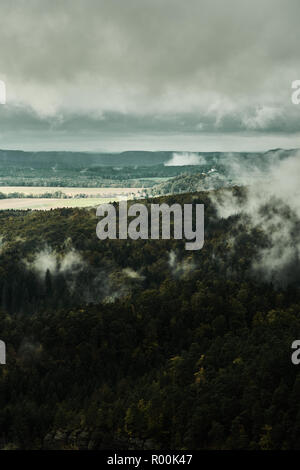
168,250,196,278
122,268,145,281
27,246,84,276
165,152,206,166
210,152,300,285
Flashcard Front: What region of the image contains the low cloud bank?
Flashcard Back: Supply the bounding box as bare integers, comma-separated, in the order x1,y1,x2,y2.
164,152,206,166
211,152,300,285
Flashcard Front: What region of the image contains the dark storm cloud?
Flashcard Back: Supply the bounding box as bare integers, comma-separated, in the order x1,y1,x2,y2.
0,0,299,146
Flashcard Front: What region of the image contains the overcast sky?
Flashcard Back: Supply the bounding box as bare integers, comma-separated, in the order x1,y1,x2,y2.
0,0,299,151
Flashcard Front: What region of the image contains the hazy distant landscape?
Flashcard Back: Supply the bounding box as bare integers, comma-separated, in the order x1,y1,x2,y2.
0,148,296,210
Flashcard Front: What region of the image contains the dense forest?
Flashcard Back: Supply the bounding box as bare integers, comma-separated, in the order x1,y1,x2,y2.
0,190,300,449
151,171,228,195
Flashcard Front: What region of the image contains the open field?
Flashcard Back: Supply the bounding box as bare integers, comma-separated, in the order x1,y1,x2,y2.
0,197,118,210
0,186,142,197
0,186,144,210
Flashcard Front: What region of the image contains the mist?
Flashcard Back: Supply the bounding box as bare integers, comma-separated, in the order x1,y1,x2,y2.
165,152,206,166
210,152,300,285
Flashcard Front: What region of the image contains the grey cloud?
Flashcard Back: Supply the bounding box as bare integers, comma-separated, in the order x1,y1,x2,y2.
0,0,299,146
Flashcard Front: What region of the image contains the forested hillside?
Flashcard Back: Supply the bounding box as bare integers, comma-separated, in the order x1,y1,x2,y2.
0,190,299,449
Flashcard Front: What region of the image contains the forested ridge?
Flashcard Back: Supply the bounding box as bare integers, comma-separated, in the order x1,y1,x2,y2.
0,190,300,449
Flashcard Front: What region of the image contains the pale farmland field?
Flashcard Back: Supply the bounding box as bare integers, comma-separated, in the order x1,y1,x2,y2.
0,186,144,210
0,186,142,197
0,198,118,210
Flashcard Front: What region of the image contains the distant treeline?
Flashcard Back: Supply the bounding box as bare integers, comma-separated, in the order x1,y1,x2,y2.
0,191,69,199
0,191,134,199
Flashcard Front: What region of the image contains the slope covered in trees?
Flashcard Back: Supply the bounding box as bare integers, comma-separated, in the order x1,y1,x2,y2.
0,190,299,449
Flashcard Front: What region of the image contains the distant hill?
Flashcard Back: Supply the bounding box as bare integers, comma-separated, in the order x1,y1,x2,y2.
151,148,300,195
0,148,297,169
152,171,228,195
0,150,172,169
